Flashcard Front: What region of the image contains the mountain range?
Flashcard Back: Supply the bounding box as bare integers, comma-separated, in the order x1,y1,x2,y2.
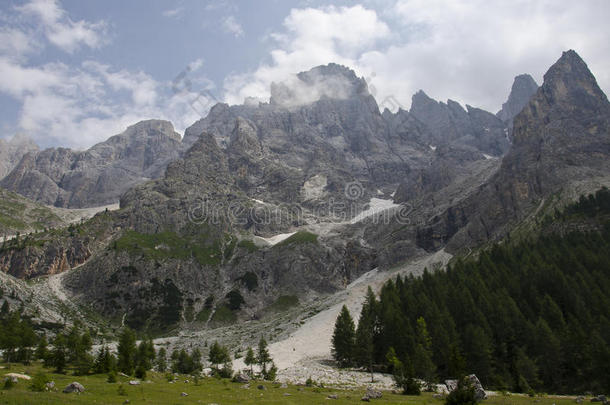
0,49,608,336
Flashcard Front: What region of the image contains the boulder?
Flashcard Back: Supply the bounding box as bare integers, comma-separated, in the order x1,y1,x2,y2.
181,392,188,397
234,372,250,383
327,394,338,399
45,381,55,391
361,395,371,402
366,387,383,399
466,374,486,400
257,384,266,390
63,382,85,393
128,380,140,385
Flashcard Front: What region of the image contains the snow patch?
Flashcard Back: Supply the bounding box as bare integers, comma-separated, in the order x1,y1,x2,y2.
350,198,400,224
429,145,437,151
256,232,297,246
482,154,497,160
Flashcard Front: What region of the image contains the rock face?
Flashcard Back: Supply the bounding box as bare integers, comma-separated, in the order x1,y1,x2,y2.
1,120,181,208
496,74,539,130
409,91,510,155
422,50,610,252
0,133,39,180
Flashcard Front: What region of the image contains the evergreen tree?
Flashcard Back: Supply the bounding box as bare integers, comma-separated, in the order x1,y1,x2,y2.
257,336,272,375
413,317,436,386
332,305,356,368
156,347,167,372
244,347,256,375
35,336,49,362
117,328,137,375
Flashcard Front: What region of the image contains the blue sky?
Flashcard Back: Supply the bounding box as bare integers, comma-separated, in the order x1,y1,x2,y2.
1,0,609,149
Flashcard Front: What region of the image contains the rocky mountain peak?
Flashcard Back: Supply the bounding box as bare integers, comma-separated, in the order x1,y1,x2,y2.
497,74,539,123
270,63,369,107
513,50,610,144
119,119,181,142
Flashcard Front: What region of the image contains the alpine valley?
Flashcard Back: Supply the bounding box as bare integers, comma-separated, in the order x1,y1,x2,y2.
1,50,609,395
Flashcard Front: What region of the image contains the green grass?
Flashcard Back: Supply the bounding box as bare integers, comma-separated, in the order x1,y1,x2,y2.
275,231,318,247
112,230,223,266
237,239,259,252
209,305,237,326
0,362,581,405
268,295,299,312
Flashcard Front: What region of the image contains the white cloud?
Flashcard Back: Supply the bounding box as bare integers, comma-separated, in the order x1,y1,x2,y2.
162,7,184,18
223,5,390,105
224,1,610,112
16,0,108,53
222,15,244,37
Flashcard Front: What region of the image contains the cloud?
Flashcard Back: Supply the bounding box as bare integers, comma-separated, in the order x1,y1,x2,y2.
16,0,108,53
0,58,204,149
223,5,390,105
222,15,244,37
223,1,610,112
162,7,184,18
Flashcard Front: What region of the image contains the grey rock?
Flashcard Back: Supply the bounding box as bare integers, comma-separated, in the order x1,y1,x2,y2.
181,391,188,396
257,384,266,390
366,387,383,399
410,90,509,155
497,74,539,138
128,380,140,385
327,394,338,399
234,372,250,383
361,395,371,402
0,133,39,180
45,381,55,390
1,120,181,208
63,381,85,393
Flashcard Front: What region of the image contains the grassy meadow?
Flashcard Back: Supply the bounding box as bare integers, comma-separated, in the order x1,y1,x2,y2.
0,362,582,405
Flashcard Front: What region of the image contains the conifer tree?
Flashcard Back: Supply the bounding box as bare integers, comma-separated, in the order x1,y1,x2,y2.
332,305,356,368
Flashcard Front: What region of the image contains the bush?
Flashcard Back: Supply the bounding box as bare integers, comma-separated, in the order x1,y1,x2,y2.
135,365,147,380
117,384,127,396
29,372,50,392
107,371,117,383
3,378,15,390
445,378,479,405
305,377,314,387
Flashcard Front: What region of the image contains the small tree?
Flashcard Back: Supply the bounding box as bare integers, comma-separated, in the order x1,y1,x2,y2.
244,347,256,376
117,328,137,375
257,336,271,376
445,377,479,405
35,336,49,362
156,347,167,372
332,305,356,368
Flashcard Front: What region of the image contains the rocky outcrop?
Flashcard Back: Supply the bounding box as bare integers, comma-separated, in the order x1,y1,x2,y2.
0,133,39,180
497,74,539,138
1,120,182,208
424,50,610,252
409,91,510,155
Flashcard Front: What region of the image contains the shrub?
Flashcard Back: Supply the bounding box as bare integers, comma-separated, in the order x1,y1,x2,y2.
107,371,117,383
29,372,50,392
135,365,147,380
445,377,479,405
3,378,15,390
117,384,127,396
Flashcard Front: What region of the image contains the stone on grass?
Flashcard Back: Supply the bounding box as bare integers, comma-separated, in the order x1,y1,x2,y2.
257,384,266,390
234,373,250,383
128,380,140,385
327,394,338,399
366,387,383,399
181,392,188,396
63,382,85,393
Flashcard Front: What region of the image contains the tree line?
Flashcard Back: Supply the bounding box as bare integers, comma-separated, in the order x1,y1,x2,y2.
333,189,610,394
1,305,276,381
